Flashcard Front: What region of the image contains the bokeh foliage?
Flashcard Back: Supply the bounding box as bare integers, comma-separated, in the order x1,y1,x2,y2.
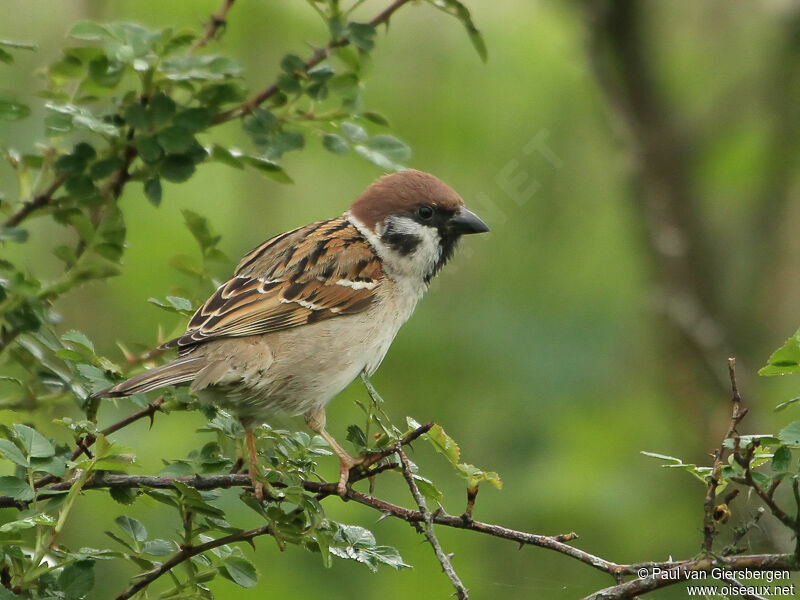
1,1,800,598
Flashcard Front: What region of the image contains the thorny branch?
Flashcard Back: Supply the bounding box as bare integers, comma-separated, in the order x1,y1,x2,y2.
3,364,800,600
191,0,236,52
397,445,468,600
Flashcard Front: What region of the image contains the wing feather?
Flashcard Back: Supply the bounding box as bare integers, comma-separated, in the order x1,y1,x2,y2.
163,217,383,352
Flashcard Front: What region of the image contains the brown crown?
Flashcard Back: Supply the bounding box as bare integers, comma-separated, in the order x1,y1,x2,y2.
349,169,464,230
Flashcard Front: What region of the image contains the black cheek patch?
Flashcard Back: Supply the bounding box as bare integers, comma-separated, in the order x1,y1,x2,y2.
381,227,421,256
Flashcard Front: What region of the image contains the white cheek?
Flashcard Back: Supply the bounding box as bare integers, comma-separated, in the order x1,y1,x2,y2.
381,216,442,279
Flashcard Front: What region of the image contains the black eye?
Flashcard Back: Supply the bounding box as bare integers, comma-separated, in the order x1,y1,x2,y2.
417,205,434,221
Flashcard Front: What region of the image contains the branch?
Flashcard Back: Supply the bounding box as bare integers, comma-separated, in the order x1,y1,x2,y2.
191,0,236,52
701,358,748,551
212,0,413,124
582,554,797,600
397,445,468,600
114,523,272,600
2,174,66,228
33,397,165,490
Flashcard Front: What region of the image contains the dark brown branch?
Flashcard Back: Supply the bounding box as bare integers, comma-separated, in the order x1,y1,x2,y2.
397,445,468,600
702,358,748,551
33,397,165,489
212,0,413,124
191,0,236,52
114,523,272,600
582,554,797,600
3,174,66,228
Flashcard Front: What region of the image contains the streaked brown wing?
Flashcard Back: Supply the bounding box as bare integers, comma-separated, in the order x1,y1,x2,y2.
162,217,383,351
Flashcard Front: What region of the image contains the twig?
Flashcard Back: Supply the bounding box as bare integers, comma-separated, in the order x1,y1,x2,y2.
397,445,468,600
212,0,413,124
3,174,66,228
582,554,796,600
114,523,272,600
33,397,165,489
702,358,748,551
191,0,236,52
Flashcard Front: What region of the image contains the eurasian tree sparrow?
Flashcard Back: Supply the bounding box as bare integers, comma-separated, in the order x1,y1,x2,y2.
95,169,489,496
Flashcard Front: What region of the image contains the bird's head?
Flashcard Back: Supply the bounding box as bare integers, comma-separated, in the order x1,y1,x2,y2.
347,170,489,283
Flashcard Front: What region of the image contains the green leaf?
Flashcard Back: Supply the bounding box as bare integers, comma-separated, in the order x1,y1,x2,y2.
115,515,148,542
88,55,125,88
149,93,176,126
0,227,28,243
412,474,443,503
161,154,196,183
426,424,460,465
77,364,113,393
209,144,244,169
57,560,95,600
220,557,259,588
68,21,113,41
456,462,503,489
341,121,368,143
181,209,220,254
0,476,33,502
241,156,293,184
323,134,349,155
147,295,193,315
89,157,125,180
124,103,150,129
772,445,791,472
280,54,307,75
760,328,800,376
157,126,195,153
110,487,139,505
13,424,55,458
66,174,96,198
0,439,28,467
144,177,162,206
330,525,410,572
174,107,212,132
779,422,800,447
62,330,95,354
363,111,389,126
0,48,11,65
142,538,173,556
431,0,487,62
0,99,30,121
135,136,163,164
46,103,119,137
347,22,376,51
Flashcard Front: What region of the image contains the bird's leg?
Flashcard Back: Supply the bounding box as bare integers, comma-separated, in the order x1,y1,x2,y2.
305,407,362,496
244,425,264,502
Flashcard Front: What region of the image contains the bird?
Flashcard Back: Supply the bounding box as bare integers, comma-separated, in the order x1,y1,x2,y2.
94,169,489,497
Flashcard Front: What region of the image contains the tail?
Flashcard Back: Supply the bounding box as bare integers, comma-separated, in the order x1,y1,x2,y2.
92,357,205,398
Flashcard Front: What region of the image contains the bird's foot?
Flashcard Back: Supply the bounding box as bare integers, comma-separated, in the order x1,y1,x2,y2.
336,453,365,497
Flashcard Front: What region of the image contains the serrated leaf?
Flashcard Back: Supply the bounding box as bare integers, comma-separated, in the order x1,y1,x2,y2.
431,0,487,62
68,21,113,41
0,439,28,467
58,560,95,599
760,327,800,376
13,424,55,458
426,424,460,465
209,144,244,169
219,557,258,588
144,177,162,206
157,125,194,154
147,295,193,315
161,154,196,183
779,422,800,447
772,445,791,472
0,476,33,502
115,515,147,542
142,538,173,556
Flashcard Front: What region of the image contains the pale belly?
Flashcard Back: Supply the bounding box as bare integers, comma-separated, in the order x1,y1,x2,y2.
197,286,419,422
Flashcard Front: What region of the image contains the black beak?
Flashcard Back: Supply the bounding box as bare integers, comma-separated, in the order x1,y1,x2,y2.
449,206,490,235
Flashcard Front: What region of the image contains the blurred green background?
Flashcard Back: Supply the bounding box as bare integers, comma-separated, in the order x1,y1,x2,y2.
2,1,800,598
